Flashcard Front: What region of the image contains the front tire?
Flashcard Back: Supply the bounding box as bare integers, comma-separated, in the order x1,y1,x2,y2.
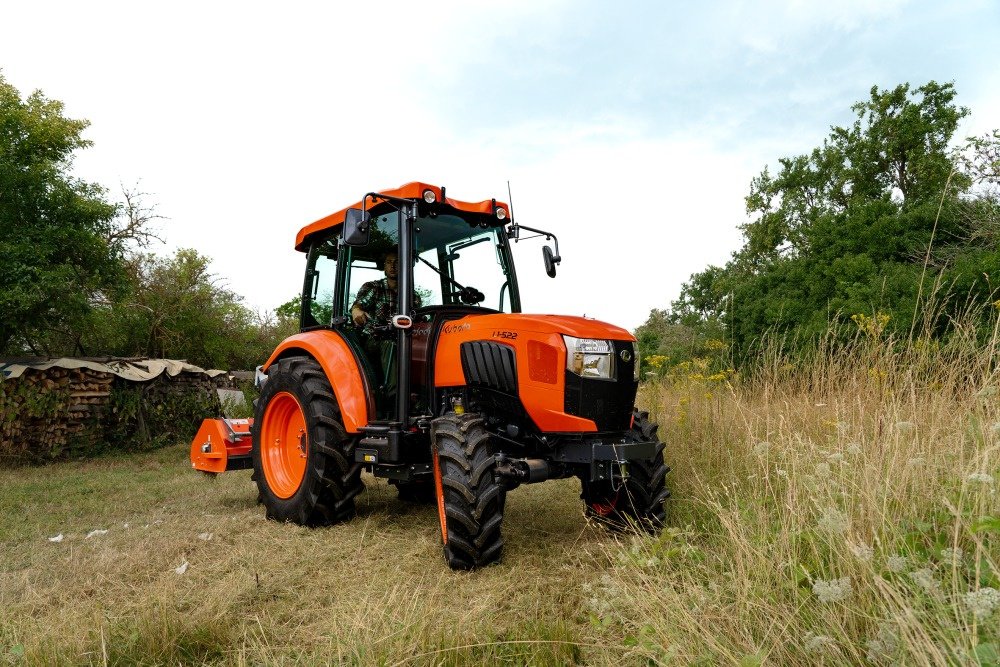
252,356,363,525
432,413,506,570
581,409,669,531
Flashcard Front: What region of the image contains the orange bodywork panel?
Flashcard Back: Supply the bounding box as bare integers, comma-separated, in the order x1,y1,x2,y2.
262,330,372,433
433,314,635,433
295,181,511,252
190,418,253,474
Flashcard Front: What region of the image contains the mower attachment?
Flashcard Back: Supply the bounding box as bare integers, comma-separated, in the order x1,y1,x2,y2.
190,418,254,474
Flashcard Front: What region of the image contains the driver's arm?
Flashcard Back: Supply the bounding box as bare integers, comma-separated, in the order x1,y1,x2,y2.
351,281,376,326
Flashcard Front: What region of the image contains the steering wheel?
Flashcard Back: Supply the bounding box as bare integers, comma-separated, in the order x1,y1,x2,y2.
456,286,485,305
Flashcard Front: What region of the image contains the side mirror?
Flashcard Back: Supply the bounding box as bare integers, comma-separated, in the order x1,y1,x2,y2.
542,245,559,278
343,208,371,246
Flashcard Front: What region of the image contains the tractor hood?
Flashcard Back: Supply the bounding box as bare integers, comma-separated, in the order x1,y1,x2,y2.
447,313,635,342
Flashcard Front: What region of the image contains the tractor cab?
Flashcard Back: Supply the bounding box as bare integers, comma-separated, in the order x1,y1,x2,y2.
296,184,524,432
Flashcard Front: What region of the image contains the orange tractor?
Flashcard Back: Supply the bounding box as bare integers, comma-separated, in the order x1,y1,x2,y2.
191,182,669,569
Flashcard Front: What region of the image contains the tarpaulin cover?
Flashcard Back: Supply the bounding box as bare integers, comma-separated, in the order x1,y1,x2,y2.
0,358,227,381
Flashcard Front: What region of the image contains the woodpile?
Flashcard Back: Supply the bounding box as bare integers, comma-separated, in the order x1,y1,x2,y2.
0,361,239,465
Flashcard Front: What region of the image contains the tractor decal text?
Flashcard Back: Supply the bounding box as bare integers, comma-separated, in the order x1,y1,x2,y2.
442,323,471,334
491,330,518,340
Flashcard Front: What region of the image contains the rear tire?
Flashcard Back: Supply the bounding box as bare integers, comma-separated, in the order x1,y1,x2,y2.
432,413,506,570
252,356,363,525
581,409,669,531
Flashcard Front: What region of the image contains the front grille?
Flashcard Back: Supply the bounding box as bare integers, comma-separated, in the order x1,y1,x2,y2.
564,340,637,431
460,341,517,394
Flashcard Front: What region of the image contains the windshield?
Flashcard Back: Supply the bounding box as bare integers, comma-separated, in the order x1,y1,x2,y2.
412,214,516,312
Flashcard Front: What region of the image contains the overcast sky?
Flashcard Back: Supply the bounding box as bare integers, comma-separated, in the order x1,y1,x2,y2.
2,0,998,331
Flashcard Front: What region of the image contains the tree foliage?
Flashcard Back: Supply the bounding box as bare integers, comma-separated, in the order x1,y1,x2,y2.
646,81,1000,361
0,74,123,354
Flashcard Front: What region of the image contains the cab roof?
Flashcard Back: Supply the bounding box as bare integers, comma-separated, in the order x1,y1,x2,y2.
295,181,511,252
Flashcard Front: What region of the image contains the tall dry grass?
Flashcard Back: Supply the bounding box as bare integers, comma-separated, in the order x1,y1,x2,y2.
2,313,1000,665
603,313,1000,665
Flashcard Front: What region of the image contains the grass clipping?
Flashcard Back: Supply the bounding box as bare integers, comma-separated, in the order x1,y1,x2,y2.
1,322,999,664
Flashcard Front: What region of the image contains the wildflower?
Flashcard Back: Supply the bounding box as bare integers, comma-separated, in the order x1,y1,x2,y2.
894,421,916,435
910,568,941,595
753,441,770,457
828,452,844,463
813,577,852,603
846,442,862,456
963,588,1000,621
803,632,836,654
886,555,907,573
818,507,849,534
866,622,899,662
967,472,995,485
851,542,874,562
939,547,964,563
976,386,998,400
815,462,832,478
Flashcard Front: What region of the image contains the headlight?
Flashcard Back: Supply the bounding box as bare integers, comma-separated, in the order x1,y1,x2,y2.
563,336,615,380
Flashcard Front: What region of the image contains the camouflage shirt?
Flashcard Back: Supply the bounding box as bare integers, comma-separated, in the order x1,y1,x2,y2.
352,278,422,337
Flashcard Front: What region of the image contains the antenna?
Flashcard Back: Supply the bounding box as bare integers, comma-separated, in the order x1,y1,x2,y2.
506,180,519,241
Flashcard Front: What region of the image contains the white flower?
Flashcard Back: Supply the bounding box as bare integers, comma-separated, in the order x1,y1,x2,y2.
753,441,771,456
940,547,964,562
886,555,907,573
963,588,1000,621
851,543,874,562
815,462,832,478
976,386,997,400
895,421,916,434
967,472,995,485
910,568,941,595
846,442,862,456
85,529,108,539
47,534,64,543
803,632,836,654
818,507,849,534
813,577,852,603
174,560,189,575
866,622,899,662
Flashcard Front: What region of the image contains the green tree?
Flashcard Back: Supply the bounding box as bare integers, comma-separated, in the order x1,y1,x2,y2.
86,249,281,369
666,81,997,357
0,74,124,355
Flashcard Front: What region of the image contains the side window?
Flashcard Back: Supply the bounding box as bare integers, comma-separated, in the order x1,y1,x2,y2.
448,232,509,311
340,213,399,317
307,241,337,325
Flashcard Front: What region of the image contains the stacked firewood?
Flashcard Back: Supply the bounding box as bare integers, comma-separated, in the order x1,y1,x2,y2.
0,364,239,465
0,367,114,462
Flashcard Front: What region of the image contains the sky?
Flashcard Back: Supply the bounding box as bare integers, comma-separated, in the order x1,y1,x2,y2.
2,0,998,331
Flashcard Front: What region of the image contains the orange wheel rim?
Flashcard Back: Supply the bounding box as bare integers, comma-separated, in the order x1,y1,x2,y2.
591,488,621,517
432,448,448,544
261,391,308,499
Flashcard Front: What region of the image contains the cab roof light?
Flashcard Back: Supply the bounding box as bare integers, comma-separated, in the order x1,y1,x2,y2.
422,189,437,204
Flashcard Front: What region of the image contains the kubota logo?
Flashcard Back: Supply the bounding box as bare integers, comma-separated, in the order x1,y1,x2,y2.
442,323,471,334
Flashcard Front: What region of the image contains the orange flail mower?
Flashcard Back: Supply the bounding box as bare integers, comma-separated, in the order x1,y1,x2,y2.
191,182,669,569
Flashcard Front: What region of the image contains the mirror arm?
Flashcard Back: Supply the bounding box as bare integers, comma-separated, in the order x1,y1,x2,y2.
512,223,561,264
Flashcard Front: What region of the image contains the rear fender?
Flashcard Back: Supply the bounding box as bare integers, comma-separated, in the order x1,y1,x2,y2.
262,330,372,433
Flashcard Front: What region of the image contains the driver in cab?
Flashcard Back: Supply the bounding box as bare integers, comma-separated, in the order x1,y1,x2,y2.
350,246,422,398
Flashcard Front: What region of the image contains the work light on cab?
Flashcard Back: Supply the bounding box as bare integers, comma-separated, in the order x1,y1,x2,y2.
422,189,437,203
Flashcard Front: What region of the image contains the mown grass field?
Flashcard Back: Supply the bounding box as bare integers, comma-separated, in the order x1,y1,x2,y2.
2,331,1000,665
